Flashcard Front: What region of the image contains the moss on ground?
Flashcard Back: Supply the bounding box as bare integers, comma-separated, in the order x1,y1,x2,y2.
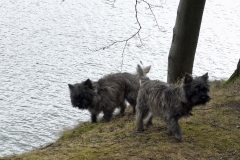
2,80,240,160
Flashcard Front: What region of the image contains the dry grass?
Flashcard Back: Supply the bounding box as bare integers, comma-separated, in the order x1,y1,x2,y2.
2,80,240,160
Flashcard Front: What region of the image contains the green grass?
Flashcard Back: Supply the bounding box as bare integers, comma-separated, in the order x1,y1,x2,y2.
2,80,240,160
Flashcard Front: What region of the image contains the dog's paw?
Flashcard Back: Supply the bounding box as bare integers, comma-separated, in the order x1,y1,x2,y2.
174,133,182,141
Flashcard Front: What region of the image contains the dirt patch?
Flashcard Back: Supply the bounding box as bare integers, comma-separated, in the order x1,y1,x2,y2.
226,100,240,113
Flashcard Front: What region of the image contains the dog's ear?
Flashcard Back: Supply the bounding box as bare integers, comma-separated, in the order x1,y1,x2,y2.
184,73,193,84
68,84,74,90
201,72,209,81
84,79,93,89
137,64,144,77
143,65,151,73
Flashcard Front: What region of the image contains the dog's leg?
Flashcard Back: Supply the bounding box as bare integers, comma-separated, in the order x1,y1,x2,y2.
136,105,149,131
101,109,114,122
145,112,153,127
125,96,137,114
166,117,182,141
132,105,136,114
131,100,137,115
119,102,127,116
91,113,97,123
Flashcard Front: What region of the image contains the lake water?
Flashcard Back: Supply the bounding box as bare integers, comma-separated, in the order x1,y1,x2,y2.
0,0,239,156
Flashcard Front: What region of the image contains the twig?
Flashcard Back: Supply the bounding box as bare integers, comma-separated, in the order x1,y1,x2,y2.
92,0,142,52
142,0,163,31
138,33,144,47
194,107,213,111
40,143,54,149
121,41,128,71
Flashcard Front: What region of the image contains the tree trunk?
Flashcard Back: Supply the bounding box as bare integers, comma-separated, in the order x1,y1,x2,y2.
167,0,206,83
224,59,240,85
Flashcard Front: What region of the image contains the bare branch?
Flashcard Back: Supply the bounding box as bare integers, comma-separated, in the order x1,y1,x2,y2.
90,0,164,71
142,0,163,31
92,0,141,52
120,41,128,71
138,33,144,47
89,0,144,71
91,0,165,53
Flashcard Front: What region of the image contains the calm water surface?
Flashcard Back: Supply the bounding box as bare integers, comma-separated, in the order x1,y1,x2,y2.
0,0,239,156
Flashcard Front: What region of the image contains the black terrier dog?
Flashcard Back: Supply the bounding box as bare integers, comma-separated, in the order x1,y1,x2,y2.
68,65,151,123
136,65,210,140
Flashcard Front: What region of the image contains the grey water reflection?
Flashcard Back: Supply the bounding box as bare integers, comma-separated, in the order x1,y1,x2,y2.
0,0,239,156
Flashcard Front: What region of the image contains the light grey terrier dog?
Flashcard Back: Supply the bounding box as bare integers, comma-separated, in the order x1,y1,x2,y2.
136,65,210,140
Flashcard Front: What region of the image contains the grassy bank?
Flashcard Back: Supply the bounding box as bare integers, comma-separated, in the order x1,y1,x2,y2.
2,80,240,160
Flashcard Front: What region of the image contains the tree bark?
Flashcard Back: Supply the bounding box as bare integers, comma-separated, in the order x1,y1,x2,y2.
224,59,240,85
167,0,206,83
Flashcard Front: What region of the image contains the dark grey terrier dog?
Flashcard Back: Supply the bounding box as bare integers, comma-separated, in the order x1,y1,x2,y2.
136,65,210,140
68,65,151,123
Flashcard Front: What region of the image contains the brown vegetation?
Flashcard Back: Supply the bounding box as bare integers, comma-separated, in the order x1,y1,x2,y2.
2,80,240,160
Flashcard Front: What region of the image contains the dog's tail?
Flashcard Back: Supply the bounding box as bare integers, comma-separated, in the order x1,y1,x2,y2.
137,64,150,84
